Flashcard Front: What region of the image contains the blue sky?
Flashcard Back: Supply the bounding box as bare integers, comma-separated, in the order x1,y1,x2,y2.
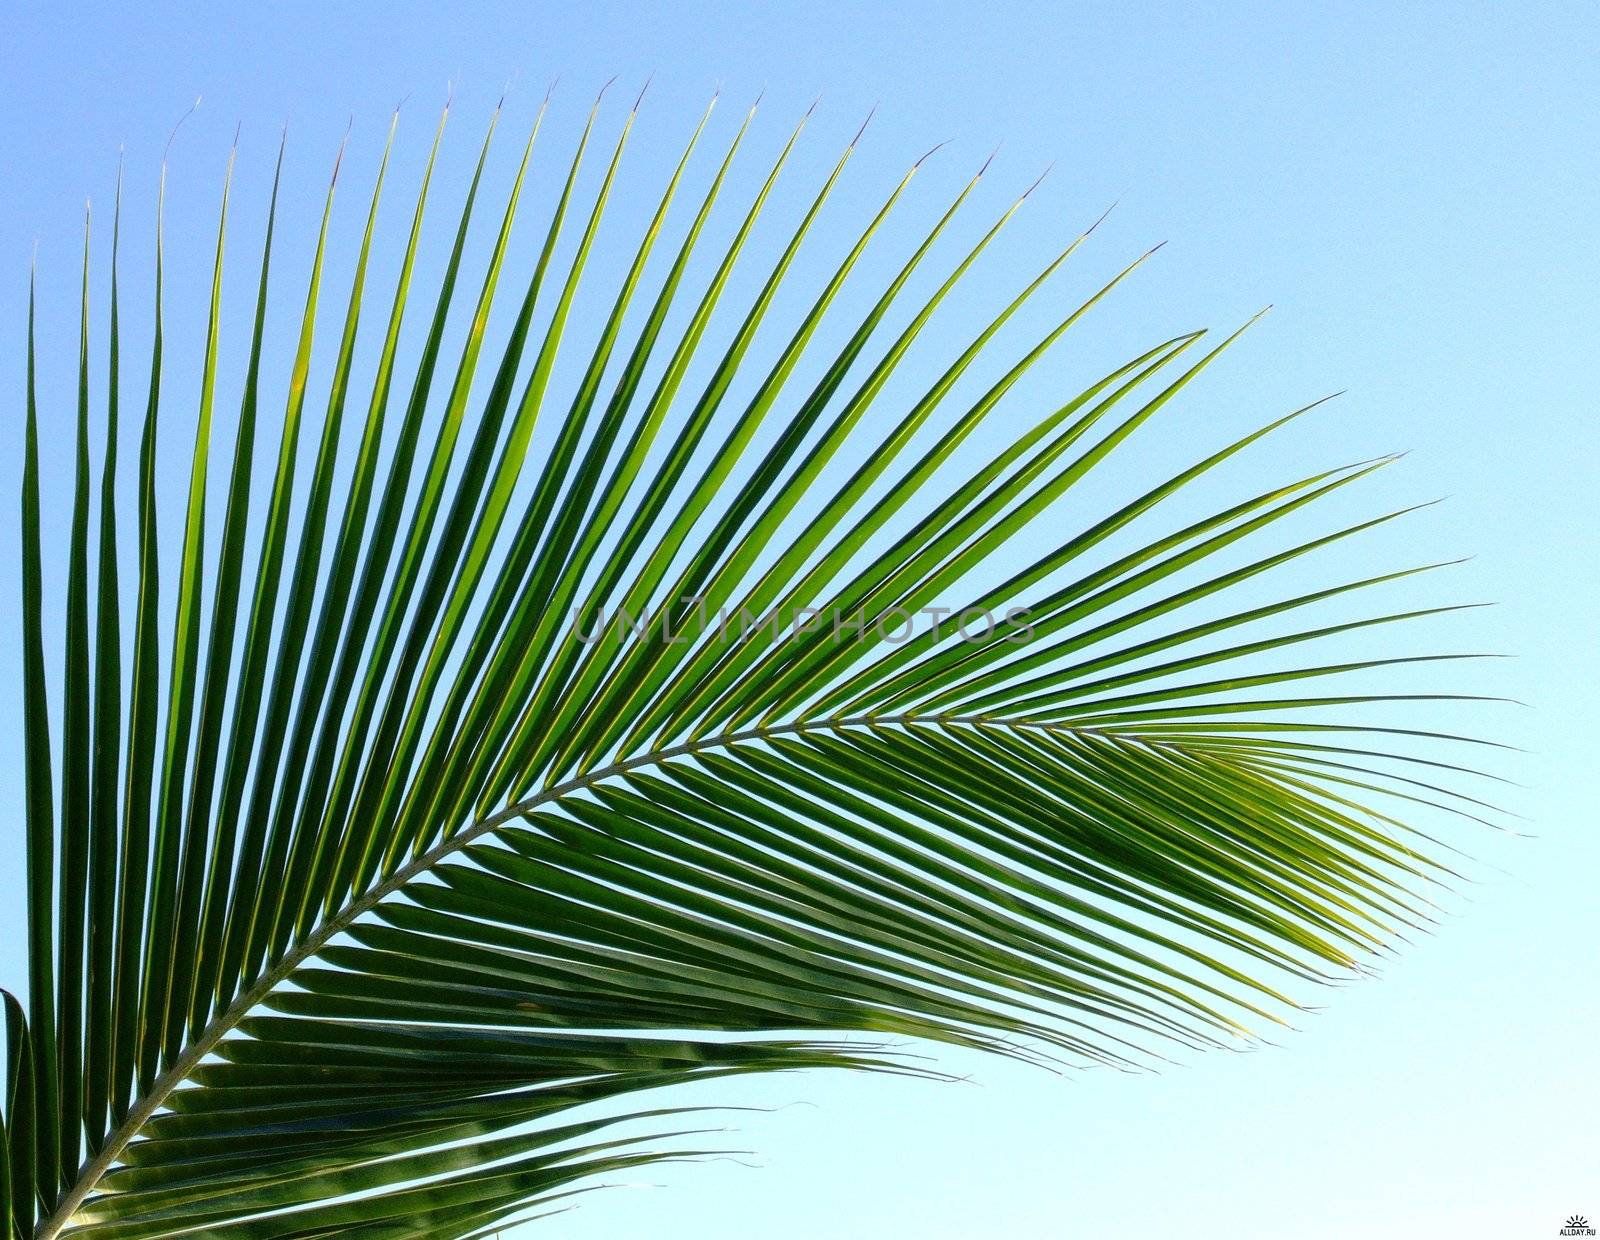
1,2,1596,1237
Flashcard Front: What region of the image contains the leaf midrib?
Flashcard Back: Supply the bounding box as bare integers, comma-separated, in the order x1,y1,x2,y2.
40,712,1095,1238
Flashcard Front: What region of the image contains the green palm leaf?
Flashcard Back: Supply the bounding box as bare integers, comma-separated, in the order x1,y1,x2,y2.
4,91,1499,1238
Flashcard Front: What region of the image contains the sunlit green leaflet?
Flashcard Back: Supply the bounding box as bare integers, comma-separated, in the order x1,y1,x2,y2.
5,92,1498,1238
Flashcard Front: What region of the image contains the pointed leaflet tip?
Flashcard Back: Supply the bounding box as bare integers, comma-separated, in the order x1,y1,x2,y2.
1302,389,1345,414
634,72,654,112
912,139,950,169
849,103,877,148
696,86,721,127
1082,198,1118,237
267,124,288,182
1020,160,1054,201
499,68,522,111
163,95,201,164
595,74,620,109
330,121,352,188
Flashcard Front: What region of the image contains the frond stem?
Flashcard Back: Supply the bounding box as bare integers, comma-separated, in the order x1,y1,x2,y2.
39,712,1091,1237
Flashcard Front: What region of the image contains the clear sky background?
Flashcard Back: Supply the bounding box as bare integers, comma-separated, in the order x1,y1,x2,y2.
1,3,1595,1238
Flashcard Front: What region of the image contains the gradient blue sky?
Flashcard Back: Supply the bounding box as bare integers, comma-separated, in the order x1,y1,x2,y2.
1,3,1596,1238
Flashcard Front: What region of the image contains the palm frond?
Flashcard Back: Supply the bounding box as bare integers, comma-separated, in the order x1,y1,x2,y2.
4,92,1499,1239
